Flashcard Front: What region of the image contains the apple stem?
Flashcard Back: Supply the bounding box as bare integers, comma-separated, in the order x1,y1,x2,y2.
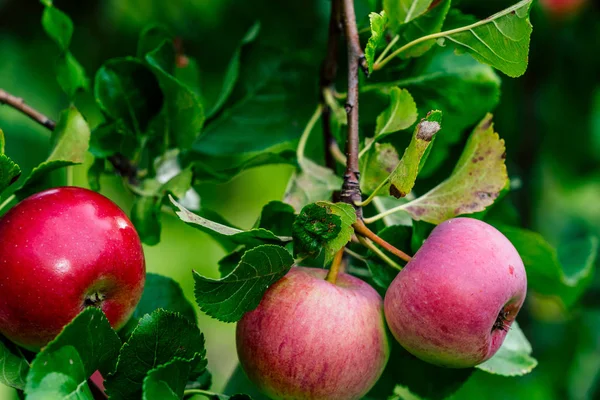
0,88,139,184
326,247,345,284
183,389,226,398
353,220,412,263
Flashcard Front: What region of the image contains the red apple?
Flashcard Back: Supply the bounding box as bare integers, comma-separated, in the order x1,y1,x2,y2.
236,267,389,400
540,0,587,18
0,187,145,350
384,218,527,368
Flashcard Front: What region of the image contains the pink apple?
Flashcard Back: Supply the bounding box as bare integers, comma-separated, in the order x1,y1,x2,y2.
0,187,146,350
384,218,527,368
236,267,389,400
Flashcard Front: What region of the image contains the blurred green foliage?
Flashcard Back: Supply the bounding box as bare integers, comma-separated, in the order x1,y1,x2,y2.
1,0,599,399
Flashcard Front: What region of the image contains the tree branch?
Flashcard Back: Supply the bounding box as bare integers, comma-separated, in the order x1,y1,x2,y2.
0,88,138,184
320,0,342,171
339,0,365,218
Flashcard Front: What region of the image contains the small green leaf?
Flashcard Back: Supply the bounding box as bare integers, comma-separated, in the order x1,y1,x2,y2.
399,0,451,58
384,0,434,28
292,202,356,265
142,354,204,400
146,41,205,149
284,158,343,212
0,150,21,196
257,201,296,237
365,11,388,74
105,310,207,400
41,6,73,51
56,51,89,98
476,322,537,376
493,226,598,307
218,248,247,278
137,25,171,59
120,273,197,340
439,1,533,77
399,114,507,224
132,194,162,246
193,245,294,322
363,111,442,197
375,88,418,138
94,58,164,135
170,196,291,247
386,111,442,197
361,143,400,195
25,346,94,400
0,335,29,390
15,107,90,199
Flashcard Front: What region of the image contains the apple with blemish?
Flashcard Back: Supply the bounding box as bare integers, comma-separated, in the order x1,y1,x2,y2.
236,267,390,400
384,217,527,368
0,187,146,350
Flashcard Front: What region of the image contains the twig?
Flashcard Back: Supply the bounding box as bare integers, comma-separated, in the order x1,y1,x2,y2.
339,0,365,218
0,88,138,183
353,219,412,263
0,89,56,130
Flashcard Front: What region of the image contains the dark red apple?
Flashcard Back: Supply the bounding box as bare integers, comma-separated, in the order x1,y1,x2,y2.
236,267,389,400
384,218,527,368
540,0,587,18
0,187,145,350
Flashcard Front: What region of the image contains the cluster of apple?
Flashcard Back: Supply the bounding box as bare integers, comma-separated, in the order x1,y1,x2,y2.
0,187,526,400
236,218,527,399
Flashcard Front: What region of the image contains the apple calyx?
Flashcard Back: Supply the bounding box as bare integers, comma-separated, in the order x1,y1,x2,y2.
84,291,106,308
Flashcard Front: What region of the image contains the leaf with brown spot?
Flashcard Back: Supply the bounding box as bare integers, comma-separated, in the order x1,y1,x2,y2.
396,113,507,224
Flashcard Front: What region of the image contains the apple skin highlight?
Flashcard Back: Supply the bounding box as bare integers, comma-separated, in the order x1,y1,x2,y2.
384,217,527,368
0,187,146,350
236,267,390,400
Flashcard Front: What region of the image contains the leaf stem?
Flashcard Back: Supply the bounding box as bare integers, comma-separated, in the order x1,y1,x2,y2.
296,104,324,167
0,194,16,214
326,247,345,284
353,219,412,262
357,235,403,271
373,0,531,71
362,202,407,224
374,34,400,66
355,177,389,207
183,388,221,398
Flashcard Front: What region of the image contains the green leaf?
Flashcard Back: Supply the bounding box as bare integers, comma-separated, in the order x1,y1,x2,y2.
384,0,434,28
365,11,388,75
284,158,343,212
142,354,204,400
25,346,94,400
218,248,247,278
120,273,197,340
364,111,442,198
193,245,294,322
493,226,598,307
146,41,205,149
137,25,171,59
398,114,508,224
257,201,296,237
41,308,122,376
94,58,164,135
170,196,291,247
0,335,29,390
105,310,207,400
438,1,533,77
292,202,356,265
15,107,90,199
476,322,537,376
375,87,418,138
56,51,89,98
208,22,261,117
398,0,451,58
567,311,600,400
41,6,73,51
